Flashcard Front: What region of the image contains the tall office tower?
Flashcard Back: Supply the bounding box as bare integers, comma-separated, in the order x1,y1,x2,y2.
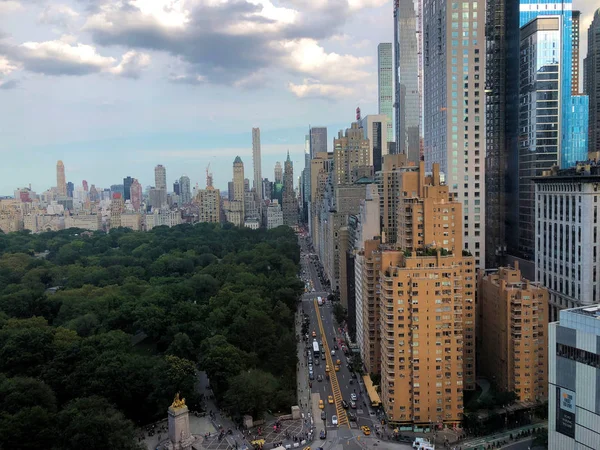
571,10,581,95
359,115,389,172
123,176,133,201
585,9,600,155
244,178,250,193
534,163,600,321
376,153,409,245
179,175,191,204
66,182,74,198
274,162,283,184
309,126,328,158
549,307,600,449
227,182,235,201
130,178,143,212
423,0,486,268
484,0,520,268
282,151,297,226
252,128,262,204
82,180,89,192
394,0,420,163
333,123,370,186
56,160,66,195
154,165,167,191
89,185,99,203
377,162,476,427
173,180,180,196
477,263,548,403
233,156,245,203
378,43,394,144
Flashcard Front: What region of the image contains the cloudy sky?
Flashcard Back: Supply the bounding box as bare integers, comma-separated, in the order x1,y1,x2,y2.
0,0,597,195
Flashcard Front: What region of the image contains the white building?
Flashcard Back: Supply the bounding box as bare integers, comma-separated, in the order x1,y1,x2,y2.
65,214,102,231
244,218,260,230
145,210,182,231
534,163,600,321
548,306,600,450
266,200,284,229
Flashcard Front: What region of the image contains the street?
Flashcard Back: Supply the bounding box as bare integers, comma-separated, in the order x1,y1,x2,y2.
297,233,411,450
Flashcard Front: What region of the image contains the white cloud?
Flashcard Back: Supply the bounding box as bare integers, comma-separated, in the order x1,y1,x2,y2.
0,1,22,14
348,0,388,11
0,55,19,75
108,50,151,78
287,79,354,99
352,39,370,49
38,4,80,29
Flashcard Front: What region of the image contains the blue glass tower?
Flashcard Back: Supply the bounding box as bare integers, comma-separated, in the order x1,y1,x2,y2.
519,0,588,167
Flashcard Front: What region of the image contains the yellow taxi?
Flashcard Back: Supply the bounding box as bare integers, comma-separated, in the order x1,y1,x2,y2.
319,399,324,409
334,365,340,372
312,330,317,337
325,365,330,372
336,359,341,365
361,426,371,435
328,395,334,404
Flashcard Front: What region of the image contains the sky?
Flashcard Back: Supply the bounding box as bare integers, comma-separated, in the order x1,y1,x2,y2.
0,0,597,195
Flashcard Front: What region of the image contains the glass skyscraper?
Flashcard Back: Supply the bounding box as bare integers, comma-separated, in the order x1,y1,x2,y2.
378,43,394,145
394,0,420,163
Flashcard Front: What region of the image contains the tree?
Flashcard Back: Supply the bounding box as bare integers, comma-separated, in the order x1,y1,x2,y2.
200,335,247,395
223,369,278,418
166,332,196,361
333,303,347,325
55,396,143,450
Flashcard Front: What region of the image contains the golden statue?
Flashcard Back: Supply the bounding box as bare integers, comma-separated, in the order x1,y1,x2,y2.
171,392,186,409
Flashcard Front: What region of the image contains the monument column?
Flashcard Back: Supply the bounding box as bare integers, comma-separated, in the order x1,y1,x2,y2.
165,393,195,450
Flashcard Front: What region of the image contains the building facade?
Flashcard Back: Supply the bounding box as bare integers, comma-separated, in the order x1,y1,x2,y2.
478,263,548,402
394,0,421,163
360,114,389,173
534,163,600,321
585,9,600,155
572,10,581,95
179,175,191,205
195,186,221,223
378,43,394,144
266,200,284,229
252,127,263,207
333,123,371,186
56,160,67,196
155,164,167,191
548,306,600,450
274,161,283,184
282,152,297,226
423,0,486,268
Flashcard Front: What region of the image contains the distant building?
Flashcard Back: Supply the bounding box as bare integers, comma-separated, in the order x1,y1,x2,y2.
173,180,180,196
145,210,182,231
252,128,263,205
548,305,600,449
274,161,283,184
110,193,124,229
56,160,67,196
266,200,284,229
333,123,370,186
478,263,548,402
120,213,142,231
123,176,133,201
155,164,167,191
66,181,74,198
65,213,102,231
179,175,191,205
196,186,221,224
282,151,297,226
377,43,394,144
585,9,600,154
359,114,389,173
244,218,260,230
572,10,581,95
227,182,235,202
130,179,143,212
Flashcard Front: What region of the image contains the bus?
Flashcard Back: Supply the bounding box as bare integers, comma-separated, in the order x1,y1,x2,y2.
313,341,320,358
317,296,323,306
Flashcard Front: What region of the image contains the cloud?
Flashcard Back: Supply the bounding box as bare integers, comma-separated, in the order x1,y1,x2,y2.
0,79,19,90
82,0,373,89
38,4,80,29
0,39,151,78
287,79,354,99
0,1,23,14
108,50,151,78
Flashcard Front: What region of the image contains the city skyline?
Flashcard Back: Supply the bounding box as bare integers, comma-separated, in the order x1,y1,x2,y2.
1,1,597,197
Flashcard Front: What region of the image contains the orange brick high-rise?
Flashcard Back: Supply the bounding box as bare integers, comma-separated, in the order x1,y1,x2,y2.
378,162,476,429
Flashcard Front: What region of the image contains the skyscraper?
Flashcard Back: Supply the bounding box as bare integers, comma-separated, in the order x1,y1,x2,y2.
585,9,600,155
274,162,283,184
423,0,486,268
484,0,520,268
233,157,245,203
154,165,167,191
66,181,74,198
282,151,297,226
130,178,143,212
571,10,581,95
333,123,371,186
179,175,191,204
309,126,327,158
56,160,66,196
377,43,394,144
394,0,420,163
359,115,389,173
123,176,133,201
173,180,180,196
252,128,263,205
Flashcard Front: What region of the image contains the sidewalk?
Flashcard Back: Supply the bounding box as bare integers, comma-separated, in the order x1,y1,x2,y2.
460,422,547,449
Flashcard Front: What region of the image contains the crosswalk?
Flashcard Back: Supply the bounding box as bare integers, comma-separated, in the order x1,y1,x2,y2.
314,299,348,427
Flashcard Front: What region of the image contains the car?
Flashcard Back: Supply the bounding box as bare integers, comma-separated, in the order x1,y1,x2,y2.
351,372,357,379
331,415,338,426
334,344,338,350
321,353,326,360
341,400,349,409
309,372,314,380
319,400,324,409
350,393,357,401
321,411,326,420
319,340,323,346
328,395,334,404
312,331,317,337
308,364,313,371
308,356,313,363
314,358,320,366
331,350,335,356
325,365,330,372
350,400,356,409
334,365,339,372
317,374,323,382
336,359,341,365
347,412,357,422
361,426,371,436
319,430,326,440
